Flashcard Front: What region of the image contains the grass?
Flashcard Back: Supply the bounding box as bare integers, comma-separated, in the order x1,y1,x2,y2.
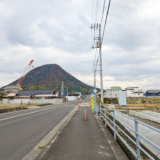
118,107,148,111
38,146,45,149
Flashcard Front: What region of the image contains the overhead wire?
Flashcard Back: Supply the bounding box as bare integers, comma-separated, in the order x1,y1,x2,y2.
101,0,111,44
94,0,112,73
100,0,107,25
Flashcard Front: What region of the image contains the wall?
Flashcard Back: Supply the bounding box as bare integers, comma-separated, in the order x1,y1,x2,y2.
3,98,64,104
66,96,77,101
118,91,126,106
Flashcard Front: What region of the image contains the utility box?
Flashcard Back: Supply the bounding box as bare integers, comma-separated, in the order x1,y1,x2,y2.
118,91,127,107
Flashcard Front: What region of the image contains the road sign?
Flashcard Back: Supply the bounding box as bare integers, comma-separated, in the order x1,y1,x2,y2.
91,97,94,109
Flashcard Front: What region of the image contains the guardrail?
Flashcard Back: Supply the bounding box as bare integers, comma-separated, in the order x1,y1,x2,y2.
99,104,160,160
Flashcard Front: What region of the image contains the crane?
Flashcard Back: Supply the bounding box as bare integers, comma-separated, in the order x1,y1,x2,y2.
17,60,34,85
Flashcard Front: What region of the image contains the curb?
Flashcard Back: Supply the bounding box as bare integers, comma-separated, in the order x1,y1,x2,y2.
22,105,78,160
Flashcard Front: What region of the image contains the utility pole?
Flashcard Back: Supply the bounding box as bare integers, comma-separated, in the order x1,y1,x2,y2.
99,24,104,103
67,87,68,96
90,23,104,103
94,70,96,89
61,81,64,95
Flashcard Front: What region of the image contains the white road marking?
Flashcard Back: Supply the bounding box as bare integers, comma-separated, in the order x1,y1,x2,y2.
0,106,60,122
0,101,78,122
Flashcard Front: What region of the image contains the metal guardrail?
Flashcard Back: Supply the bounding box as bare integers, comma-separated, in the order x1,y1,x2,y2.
99,104,160,160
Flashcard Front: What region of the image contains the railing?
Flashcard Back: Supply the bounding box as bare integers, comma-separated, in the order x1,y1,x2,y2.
99,104,160,160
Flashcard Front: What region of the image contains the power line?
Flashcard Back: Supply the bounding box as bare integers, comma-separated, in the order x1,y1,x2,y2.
101,0,112,44
100,0,107,25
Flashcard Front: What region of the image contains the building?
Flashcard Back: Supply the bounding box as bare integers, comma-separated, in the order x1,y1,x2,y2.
3,85,24,99
125,87,143,97
105,87,122,98
146,90,160,97
4,85,23,92
66,93,80,101
14,90,58,99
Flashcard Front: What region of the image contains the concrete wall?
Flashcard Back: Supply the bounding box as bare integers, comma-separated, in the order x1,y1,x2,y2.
66,96,78,101
3,98,64,104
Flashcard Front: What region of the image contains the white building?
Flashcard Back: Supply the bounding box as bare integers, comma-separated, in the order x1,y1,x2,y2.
105,87,122,98
125,87,143,97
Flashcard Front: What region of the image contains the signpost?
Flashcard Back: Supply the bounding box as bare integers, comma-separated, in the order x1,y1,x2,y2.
91,97,94,109
93,89,97,115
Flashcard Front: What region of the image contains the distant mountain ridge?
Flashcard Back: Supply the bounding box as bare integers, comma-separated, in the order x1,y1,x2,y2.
7,64,94,94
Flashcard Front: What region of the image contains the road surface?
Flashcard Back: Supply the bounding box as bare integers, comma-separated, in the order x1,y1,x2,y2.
0,100,82,160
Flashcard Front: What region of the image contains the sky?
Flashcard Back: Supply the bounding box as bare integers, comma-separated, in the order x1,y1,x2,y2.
0,0,160,91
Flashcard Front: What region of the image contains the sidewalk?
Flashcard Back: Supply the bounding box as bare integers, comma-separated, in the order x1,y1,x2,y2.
41,104,128,160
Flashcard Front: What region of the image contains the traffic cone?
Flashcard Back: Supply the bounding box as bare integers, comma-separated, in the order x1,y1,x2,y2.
78,102,80,107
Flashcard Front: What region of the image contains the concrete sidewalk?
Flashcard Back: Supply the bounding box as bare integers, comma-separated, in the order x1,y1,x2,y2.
41,104,128,160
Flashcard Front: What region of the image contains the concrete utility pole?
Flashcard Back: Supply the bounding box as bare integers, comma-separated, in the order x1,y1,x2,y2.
67,87,68,96
94,70,96,89
99,24,104,103
61,81,64,95
90,24,104,103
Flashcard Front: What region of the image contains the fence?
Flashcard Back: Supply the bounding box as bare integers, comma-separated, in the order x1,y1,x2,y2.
99,104,160,160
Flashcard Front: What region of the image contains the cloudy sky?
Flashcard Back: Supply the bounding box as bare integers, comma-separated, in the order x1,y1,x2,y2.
0,0,160,91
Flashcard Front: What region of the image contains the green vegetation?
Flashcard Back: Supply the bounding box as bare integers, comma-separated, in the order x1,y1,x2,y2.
127,97,160,104
38,146,45,149
8,64,95,94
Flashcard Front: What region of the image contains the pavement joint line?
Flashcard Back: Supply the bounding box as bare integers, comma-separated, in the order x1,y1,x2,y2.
0,105,67,122
22,105,78,160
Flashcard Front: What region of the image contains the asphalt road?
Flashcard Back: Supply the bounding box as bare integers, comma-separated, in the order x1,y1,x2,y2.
0,100,83,160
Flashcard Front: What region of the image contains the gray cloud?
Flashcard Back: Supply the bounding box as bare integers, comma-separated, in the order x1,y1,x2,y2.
1,0,160,90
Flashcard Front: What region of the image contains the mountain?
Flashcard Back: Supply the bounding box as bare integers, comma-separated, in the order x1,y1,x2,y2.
7,64,95,94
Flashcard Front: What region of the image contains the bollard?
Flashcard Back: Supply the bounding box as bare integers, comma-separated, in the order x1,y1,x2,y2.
84,110,87,120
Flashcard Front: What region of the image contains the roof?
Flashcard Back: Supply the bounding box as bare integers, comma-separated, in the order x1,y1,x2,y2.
106,86,122,91
17,90,55,96
147,90,160,94
125,87,139,90
4,85,22,90
133,91,143,93
111,87,122,90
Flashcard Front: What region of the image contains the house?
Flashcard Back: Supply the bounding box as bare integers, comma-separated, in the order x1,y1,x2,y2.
4,85,23,92
146,90,160,97
14,90,58,99
96,92,105,98
125,87,143,97
105,87,122,98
